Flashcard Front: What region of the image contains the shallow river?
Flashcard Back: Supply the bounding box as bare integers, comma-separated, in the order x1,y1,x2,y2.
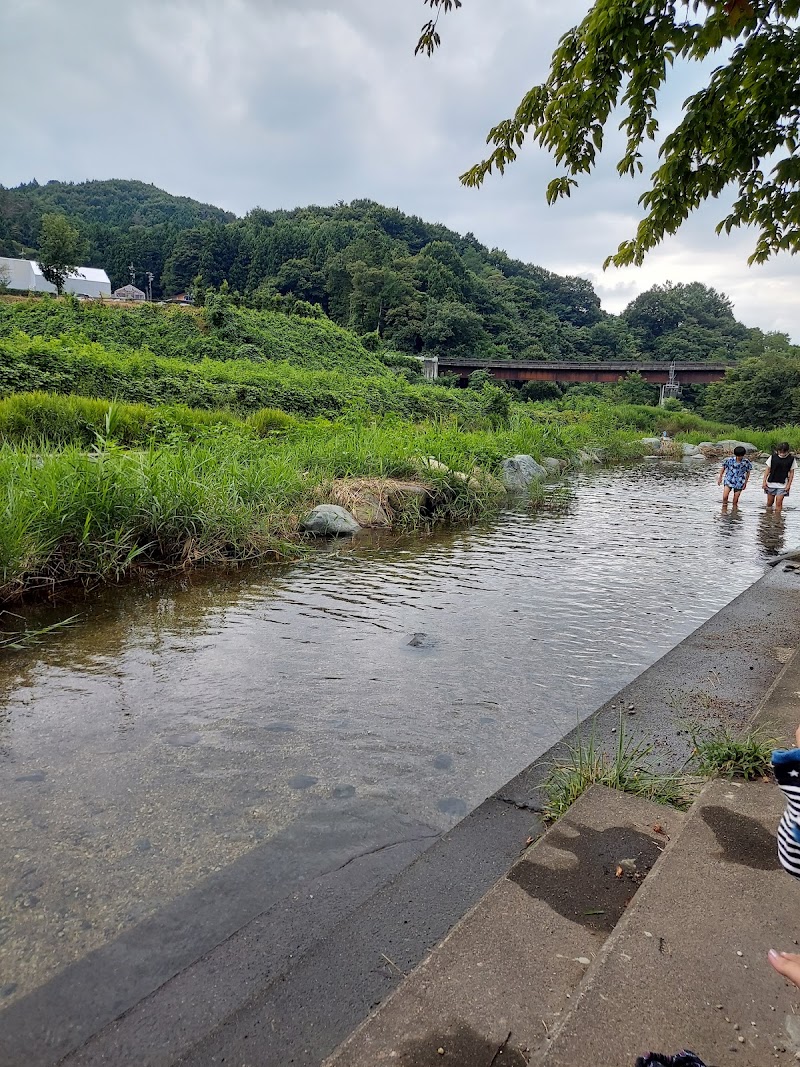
0,459,793,1006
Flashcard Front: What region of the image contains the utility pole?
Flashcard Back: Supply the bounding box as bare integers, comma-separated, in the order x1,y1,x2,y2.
146,271,154,302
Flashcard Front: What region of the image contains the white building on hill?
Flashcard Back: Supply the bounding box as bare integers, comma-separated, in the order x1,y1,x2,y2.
0,256,111,298
112,284,146,301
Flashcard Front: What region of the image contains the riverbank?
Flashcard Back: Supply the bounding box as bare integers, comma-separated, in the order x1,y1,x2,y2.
1,397,655,603
6,383,796,607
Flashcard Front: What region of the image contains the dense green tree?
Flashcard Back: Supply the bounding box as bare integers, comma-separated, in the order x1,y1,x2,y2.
417,0,800,264
573,319,639,361
421,300,490,358
161,230,208,295
614,371,659,405
520,380,562,401
623,282,751,361
704,350,800,427
468,368,493,389
37,213,85,295
274,258,327,306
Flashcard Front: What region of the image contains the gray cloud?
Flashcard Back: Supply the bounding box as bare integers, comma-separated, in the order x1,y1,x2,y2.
2,0,797,338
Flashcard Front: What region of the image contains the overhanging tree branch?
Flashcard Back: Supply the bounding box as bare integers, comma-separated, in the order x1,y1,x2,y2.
416,0,800,265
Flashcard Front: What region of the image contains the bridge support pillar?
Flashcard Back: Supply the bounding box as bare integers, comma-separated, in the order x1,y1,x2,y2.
421,356,439,380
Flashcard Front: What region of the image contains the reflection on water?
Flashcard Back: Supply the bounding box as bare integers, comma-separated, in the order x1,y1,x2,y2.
0,460,788,1003
757,510,788,556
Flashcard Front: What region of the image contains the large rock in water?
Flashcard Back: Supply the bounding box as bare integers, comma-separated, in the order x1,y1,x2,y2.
501,454,547,491
715,439,759,454
641,438,663,454
301,505,360,536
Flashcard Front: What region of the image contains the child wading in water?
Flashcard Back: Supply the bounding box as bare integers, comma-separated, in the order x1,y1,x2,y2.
763,442,797,510
717,445,752,506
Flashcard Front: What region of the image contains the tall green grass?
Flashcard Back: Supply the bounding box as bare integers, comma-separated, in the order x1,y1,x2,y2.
0,391,242,446
0,408,661,601
0,435,309,600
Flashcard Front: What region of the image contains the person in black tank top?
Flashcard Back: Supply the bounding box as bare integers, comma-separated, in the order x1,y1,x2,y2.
762,442,797,510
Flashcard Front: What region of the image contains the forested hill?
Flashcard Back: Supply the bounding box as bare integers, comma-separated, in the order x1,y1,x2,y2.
0,179,776,364
0,179,232,241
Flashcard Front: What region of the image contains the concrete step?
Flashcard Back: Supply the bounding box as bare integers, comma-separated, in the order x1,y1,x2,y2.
324,785,685,1067
538,779,800,1066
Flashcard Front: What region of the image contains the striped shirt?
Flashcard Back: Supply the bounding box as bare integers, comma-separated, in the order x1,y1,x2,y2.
772,748,800,879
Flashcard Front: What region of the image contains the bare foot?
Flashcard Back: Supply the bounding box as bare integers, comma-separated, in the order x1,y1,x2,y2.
769,950,800,988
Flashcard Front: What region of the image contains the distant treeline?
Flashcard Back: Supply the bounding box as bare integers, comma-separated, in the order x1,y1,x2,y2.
0,179,783,364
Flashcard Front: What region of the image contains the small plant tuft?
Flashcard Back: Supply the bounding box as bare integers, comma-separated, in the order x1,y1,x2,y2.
247,407,299,436
528,481,573,514
690,725,777,781
542,715,693,821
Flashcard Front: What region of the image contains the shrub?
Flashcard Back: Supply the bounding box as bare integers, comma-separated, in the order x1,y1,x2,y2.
247,408,299,436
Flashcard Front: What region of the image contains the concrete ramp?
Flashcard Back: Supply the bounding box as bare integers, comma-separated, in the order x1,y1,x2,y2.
539,779,800,1066
324,786,684,1066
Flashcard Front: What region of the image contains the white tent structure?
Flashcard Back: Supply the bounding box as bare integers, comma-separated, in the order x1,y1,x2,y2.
112,283,146,301
0,256,111,298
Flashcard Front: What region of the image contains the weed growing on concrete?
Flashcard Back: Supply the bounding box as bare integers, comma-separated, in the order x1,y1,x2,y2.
690,725,777,780
542,715,693,821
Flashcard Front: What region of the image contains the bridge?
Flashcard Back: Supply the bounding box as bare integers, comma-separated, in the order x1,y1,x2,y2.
422,357,728,388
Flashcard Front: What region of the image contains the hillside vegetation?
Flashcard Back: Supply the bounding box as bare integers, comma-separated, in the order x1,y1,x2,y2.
0,296,394,376
0,180,778,364
0,330,507,423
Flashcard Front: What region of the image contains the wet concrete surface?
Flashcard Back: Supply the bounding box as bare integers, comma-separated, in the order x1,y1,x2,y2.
173,567,800,1067
325,786,684,1067
508,822,661,933
541,779,800,1067
0,801,436,1067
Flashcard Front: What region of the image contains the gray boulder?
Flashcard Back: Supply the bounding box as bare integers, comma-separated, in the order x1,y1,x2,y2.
301,505,360,536
681,443,701,456
641,438,662,454
576,449,602,465
715,439,759,454
541,456,562,473
501,454,547,491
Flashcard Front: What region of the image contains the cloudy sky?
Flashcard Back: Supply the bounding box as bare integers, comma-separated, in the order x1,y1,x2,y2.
3,0,798,338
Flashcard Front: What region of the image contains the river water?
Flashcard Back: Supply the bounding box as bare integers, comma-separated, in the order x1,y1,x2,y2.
0,459,791,1008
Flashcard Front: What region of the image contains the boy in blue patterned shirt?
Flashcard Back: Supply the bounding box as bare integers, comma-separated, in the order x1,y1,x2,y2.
717,445,752,506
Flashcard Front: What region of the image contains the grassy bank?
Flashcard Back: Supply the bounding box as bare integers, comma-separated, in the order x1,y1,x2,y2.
0,296,392,374
0,333,502,423
0,405,651,602
0,390,644,453
536,400,800,453
3,343,796,603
